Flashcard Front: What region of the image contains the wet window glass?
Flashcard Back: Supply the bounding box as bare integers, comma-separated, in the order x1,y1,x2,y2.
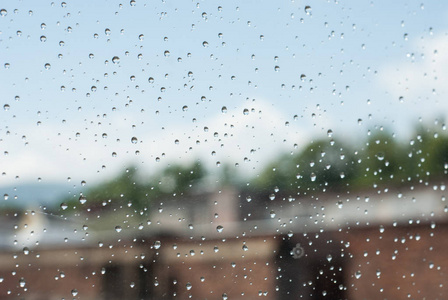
1,1,447,299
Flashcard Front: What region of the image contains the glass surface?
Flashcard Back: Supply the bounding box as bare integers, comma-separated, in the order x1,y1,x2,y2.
1,1,447,299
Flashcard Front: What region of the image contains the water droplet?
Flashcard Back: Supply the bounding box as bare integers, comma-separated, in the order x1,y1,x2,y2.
310,173,316,182
40,36,47,42
71,289,78,296
216,225,223,233
355,271,361,279
274,65,280,72
0,9,7,17
186,282,192,290
164,50,170,57
202,41,209,47
79,195,87,205
242,245,248,251
182,105,188,111
304,5,312,15
3,104,10,111
115,226,122,233
23,247,30,255
60,203,68,210
19,278,26,288
44,63,51,70
221,106,227,113
138,34,144,41
222,293,228,300
154,240,161,249
112,56,120,64
270,211,276,218
131,137,138,144
243,109,249,115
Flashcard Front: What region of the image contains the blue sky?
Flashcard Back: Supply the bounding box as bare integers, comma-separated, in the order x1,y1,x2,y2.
1,0,447,195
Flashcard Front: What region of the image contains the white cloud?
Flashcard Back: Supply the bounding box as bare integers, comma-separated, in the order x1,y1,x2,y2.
0,99,312,187
378,34,448,125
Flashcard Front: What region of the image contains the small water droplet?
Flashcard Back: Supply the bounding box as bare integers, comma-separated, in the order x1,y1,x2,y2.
216,225,224,233
79,195,87,205
154,240,161,249
19,278,26,288
60,203,68,210
115,226,122,233
131,137,138,144
304,5,312,15
112,56,120,64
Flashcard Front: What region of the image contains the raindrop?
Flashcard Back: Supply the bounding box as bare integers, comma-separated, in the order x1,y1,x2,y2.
3,104,10,111
0,9,7,17
202,41,209,47
221,106,227,113
304,5,312,15
19,278,26,288
153,240,161,249
23,247,30,255
79,195,87,205
60,203,68,210
112,56,120,64
216,225,223,233
131,137,138,144
40,36,47,42
115,226,122,233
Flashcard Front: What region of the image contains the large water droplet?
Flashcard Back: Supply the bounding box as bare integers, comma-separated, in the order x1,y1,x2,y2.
112,56,120,64
216,225,223,233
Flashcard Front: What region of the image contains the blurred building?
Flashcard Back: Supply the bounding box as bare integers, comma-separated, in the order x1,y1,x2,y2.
0,184,447,299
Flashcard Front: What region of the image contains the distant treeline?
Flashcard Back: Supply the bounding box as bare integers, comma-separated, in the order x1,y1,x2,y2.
58,122,448,213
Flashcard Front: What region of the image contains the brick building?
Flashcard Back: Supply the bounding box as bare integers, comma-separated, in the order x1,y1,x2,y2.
0,184,446,299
